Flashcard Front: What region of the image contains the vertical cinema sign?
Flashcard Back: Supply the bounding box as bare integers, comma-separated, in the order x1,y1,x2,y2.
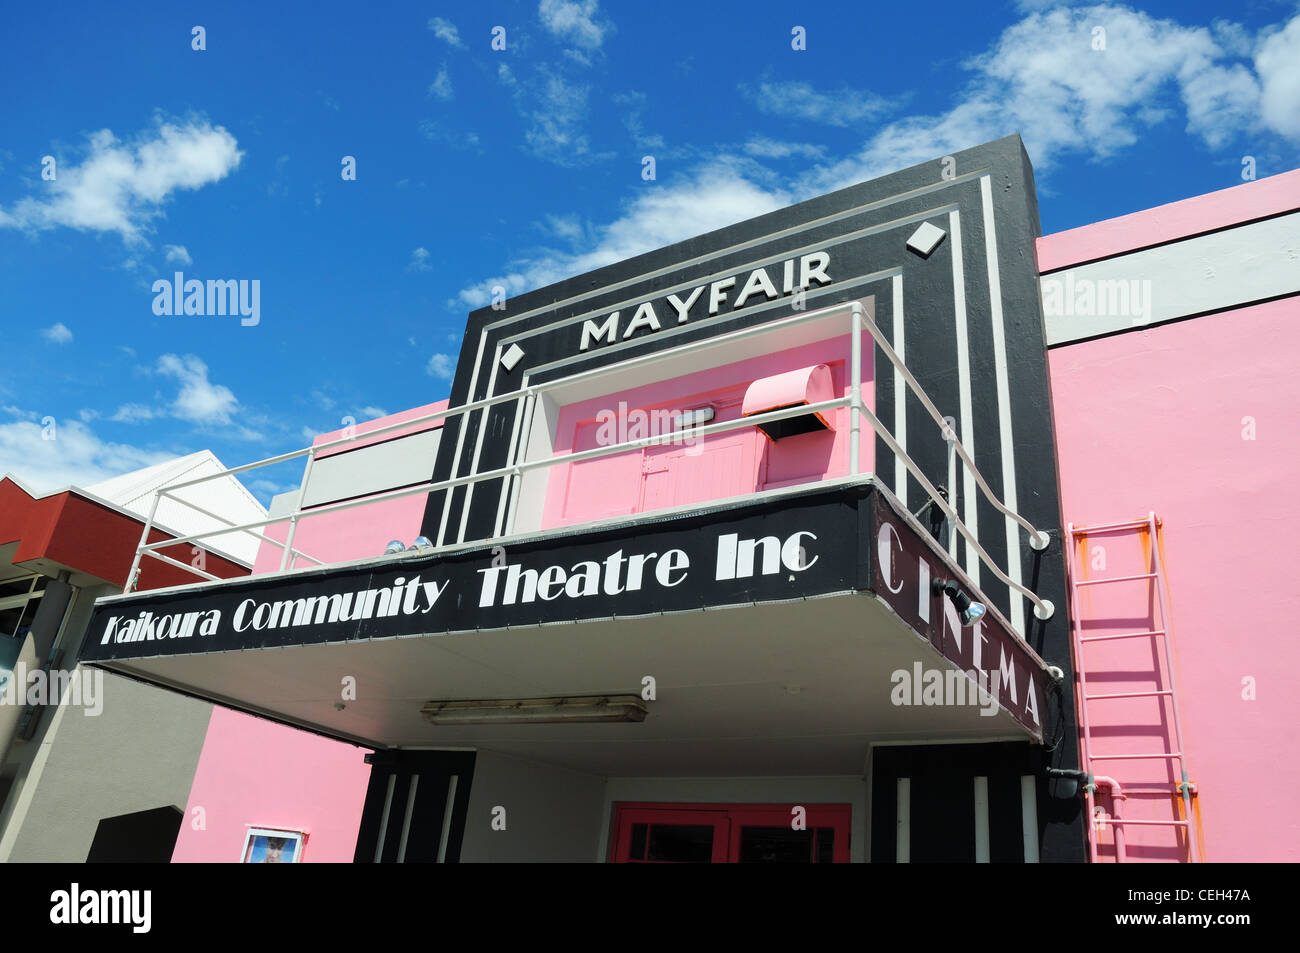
871,496,1046,736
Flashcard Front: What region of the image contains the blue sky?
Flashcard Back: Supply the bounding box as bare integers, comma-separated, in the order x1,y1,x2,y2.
2,0,1297,503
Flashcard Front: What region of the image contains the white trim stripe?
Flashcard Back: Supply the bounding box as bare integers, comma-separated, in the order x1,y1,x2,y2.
981,176,1025,635
974,775,990,862
948,210,979,585
896,777,911,863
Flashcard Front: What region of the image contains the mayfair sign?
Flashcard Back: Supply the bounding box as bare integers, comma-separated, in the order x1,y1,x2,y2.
579,250,833,352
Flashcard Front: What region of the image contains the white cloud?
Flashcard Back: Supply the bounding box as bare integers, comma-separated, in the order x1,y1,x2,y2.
458,5,1300,313
163,243,192,265
156,353,238,424
796,5,1293,195
0,416,173,493
418,121,480,150
357,405,389,419
1255,16,1300,141
109,403,159,423
742,80,894,127
427,353,456,379
457,157,788,307
428,16,466,49
522,69,592,163
408,247,433,272
744,137,826,160
248,477,298,498
41,322,73,344
538,0,610,51
428,64,454,101
0,120,242,243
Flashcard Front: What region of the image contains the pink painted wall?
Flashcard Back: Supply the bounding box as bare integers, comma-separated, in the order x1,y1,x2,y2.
1049,296,1300,862
541,335,873,527
253,401,448,573
175,404,446,862
254,495,430,574
172,706,371,862
1036,168,1300,272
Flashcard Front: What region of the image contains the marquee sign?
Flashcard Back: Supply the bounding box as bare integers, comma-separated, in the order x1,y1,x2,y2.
81,484,866,661
78,481,1049,736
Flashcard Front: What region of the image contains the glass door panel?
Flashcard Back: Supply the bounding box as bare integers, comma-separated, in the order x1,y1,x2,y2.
611,803,850,863
612,808,730,863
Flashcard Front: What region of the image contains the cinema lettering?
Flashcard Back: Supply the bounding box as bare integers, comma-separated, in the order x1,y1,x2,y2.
871,495,1044,730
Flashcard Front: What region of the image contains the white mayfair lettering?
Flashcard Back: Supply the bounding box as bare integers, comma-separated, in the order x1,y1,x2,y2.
622,301,660,338
579,250,833,351
733,266,779,308
579,311,619,351
666,286,704,323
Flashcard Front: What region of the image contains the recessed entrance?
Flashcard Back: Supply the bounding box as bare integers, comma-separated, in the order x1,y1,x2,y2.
609,802,850,863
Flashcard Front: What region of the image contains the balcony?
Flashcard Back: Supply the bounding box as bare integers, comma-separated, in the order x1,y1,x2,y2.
76,300,1059,770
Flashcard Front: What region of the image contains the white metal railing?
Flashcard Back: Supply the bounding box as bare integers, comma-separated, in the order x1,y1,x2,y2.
122,300,1054,619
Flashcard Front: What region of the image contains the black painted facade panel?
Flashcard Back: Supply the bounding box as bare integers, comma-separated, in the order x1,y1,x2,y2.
871,742,1045,863
421,135,1083,860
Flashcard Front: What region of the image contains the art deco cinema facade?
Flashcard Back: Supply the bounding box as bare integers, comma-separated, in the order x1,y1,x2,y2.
71,135,1300,864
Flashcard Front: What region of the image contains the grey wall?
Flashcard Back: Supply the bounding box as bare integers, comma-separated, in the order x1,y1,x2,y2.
459,750,606,862
0,583,213,862
301,429,443,508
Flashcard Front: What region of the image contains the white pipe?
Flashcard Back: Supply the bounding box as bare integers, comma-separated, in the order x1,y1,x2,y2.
280,449,318,571
122,490,162,593
850,301,862,476
125,300,1055,616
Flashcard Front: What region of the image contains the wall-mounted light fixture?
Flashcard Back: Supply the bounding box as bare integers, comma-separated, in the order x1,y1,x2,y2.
673,406,715,430
421,694,648,726
932,578,986,627
1045,767,1090,800
383,540,406,555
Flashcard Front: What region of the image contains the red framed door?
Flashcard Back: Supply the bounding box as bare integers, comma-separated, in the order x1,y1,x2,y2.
611,807,731,863
610,803,851,863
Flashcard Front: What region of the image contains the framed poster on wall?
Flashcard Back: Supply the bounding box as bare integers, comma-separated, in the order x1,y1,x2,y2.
240,827,306,863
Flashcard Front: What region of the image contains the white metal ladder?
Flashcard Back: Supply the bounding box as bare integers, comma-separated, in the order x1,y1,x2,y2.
1064,513,1201,863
